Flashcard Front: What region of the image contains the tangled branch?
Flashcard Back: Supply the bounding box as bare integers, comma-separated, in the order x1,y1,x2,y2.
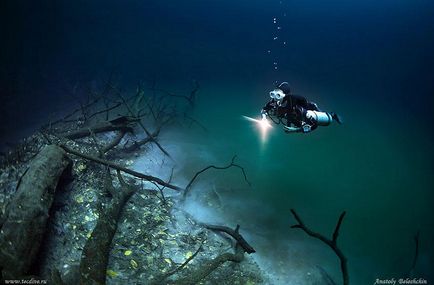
290,209,349,285
182,155,250,200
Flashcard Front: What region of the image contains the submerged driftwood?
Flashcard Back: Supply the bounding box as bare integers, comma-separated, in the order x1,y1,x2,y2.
0,145,71,279
63,116,136,140
171,243,245,285
154,223,254,285
78,170,136,285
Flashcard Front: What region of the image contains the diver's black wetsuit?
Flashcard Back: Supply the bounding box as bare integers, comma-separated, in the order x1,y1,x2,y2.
263,94,320,129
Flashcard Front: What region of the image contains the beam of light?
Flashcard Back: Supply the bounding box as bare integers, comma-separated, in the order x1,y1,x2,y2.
242,115,272,143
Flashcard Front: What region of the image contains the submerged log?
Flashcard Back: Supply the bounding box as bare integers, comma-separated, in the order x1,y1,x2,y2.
79,170,136,285
63,116,136,140
0,145,72,279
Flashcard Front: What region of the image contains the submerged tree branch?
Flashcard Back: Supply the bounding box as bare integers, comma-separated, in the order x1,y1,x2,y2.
59,144,182,191
164,223,252,285
182,155,250,200
123,127,162,153
407,230,420,278
171,245,244,285
63,116,137,140
109,84,172,159
44,96,102,128
87,102,122,121
290,209,349,285
149,241,204,285
204,224,255,254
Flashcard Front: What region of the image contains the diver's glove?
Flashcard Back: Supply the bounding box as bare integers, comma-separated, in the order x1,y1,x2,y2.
261,109,267,121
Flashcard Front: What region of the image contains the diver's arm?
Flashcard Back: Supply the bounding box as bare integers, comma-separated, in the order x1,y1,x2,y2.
260,107,268,119
261,100,275,119
262,100,273,112
283,122,312,133
283,126,302,133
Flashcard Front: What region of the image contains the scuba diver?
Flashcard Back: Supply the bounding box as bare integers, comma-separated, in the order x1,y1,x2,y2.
261,82,343,133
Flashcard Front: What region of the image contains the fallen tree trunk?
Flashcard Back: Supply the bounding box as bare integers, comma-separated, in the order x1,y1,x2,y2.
0,145,72,279
63,116,136,140
79,170,136,285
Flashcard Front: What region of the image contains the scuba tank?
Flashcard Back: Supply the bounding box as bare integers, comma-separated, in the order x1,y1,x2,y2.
305,110,333,126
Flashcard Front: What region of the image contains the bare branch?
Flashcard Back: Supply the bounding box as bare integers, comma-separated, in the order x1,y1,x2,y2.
204,224,255,254
109,84,172,159
170,243,244,285
183,155,250,199
88,127,104,157
45,95,102,128
87,102,122,121
183,113,207,133
149,241,204,285
123,126,162,153
407,230,420,278
290,209,349,285
332,212,346,245
59,144,182,191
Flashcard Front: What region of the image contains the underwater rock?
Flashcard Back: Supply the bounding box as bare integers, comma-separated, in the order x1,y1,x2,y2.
0,145,72,279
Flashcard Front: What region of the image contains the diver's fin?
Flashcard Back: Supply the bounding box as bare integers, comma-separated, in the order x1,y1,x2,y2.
331,112,343,124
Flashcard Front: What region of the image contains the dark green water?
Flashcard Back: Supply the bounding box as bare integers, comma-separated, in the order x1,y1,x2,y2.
183,82,434,283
